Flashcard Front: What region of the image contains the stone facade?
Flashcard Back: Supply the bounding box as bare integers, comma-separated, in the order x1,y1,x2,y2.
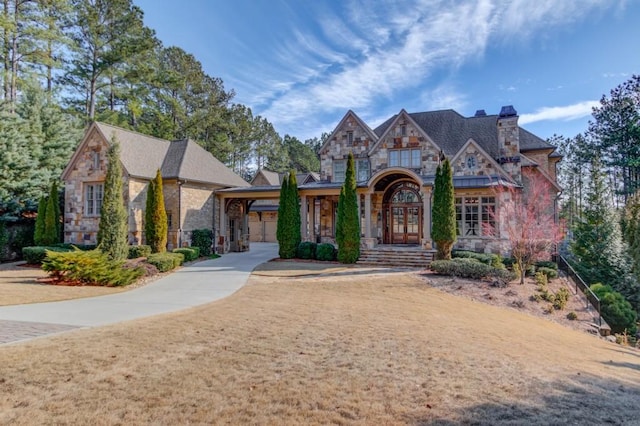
452,142,501,177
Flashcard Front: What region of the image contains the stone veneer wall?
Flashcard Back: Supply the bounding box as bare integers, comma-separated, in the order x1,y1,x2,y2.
452,144,500,177
320,114,373,182
63,130,108,244
125,177,150,245
497,116,521,182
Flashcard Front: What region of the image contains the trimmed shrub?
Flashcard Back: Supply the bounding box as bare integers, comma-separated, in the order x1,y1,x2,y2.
525,264,537,277
567,311,578,320
315,243,336,261
23,246,72,264
128,245,152,259
553,287,570,310
336,154,360,264
430,258,515,280
147,252,184,272
173,247,200,262
452,250,505,269
537,266,559,280
591,283,638,335
535,271,548,287
145,169,168,253
502,257,515,268
42,249,143,286
191,229,213,257
296,241,317,259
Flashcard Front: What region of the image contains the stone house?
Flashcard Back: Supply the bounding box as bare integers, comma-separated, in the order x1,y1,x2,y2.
220,106,561,254
61,122,248,250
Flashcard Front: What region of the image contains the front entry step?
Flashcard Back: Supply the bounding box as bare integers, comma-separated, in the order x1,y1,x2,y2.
357,248,435,268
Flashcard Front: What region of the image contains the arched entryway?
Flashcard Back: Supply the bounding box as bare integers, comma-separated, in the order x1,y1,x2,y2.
382,181,422,244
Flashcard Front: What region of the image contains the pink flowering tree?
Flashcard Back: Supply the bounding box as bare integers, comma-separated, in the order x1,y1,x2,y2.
488,169,563,284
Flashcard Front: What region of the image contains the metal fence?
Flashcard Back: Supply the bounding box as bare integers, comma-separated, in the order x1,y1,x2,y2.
556,255,602,327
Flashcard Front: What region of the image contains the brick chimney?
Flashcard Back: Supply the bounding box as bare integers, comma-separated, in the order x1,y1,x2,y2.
497,105,521,182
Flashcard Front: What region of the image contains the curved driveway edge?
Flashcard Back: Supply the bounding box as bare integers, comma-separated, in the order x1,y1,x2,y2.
0,243,278,329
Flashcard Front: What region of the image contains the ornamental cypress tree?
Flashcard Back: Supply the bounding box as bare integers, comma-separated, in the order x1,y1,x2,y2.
432,159,457,260
42,185,59,246
144,169,168,253
276,173,289,254
97,142,129,260
34,196,47,246
337,153,360,263
49,181,61,242
276,171,301,258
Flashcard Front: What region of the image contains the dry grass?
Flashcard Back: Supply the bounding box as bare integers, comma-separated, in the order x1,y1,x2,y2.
0,263,125,306
1,263,639,424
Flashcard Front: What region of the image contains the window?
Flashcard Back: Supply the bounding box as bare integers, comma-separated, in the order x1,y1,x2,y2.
347,131,354,145
333,160,346,183
92,151,100,170
357,159,369,182
85,183,103,216
466,155,477,170
455,196,496,237
389,148,421,168
167,212,173,229
401,125,407,136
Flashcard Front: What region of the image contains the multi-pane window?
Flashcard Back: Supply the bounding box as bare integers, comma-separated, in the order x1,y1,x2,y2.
334,159,370,183
92,151,100,170
455,196,496,237
85,183,104,216
357,159,369,182
389,148,421,168
347,131,354,145
333,160,346,183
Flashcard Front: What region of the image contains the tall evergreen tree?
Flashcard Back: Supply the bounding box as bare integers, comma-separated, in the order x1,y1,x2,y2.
276,171,300,259
97,141,128,260
34,196,47,246
336,153,360,264
570,157,629,285
48,180,61,241
42,184,58,245
432,159,457,260
144,169,167,253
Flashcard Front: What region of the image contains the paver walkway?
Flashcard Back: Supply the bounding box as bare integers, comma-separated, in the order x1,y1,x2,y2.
0,243,278,345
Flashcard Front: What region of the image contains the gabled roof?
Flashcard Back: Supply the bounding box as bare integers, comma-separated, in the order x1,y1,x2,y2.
319,110,379,154
63,122,248,187
251,169,281,186
373,110,556,158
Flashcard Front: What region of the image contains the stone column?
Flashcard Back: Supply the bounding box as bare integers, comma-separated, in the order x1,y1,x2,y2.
309,196,316,242
364,192,372,238
219,198,227,252
300,195,308,241
422,188,432,249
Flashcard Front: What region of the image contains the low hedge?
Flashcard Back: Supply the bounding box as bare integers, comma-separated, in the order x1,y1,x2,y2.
23,246,72,264
173,247,200,262
147,252,184,272
431,258,515,280
535,260,558,270
41,248,143,286
452,250,504,269
315,243,336,261
128,245,152,259
297,241,317,259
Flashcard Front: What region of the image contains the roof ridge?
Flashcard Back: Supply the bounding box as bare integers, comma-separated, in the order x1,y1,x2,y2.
95,121,172,145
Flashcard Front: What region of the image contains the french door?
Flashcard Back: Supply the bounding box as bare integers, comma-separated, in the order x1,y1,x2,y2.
388,205,421,244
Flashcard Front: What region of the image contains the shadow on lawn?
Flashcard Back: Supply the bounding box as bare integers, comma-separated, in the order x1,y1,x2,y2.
415,374,640,425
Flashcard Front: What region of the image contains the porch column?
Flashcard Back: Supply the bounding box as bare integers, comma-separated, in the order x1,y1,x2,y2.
300,195,308,241
364,192,372,238
219,198,227,242
309,196,316,241
422,188,432,249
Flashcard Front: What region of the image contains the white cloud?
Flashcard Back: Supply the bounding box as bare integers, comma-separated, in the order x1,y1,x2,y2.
519,101,599,124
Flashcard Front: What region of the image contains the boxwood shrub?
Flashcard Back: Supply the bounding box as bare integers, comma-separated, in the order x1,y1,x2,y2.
296,241,317,259
23,246,72,264
315,243,336,261
535,260,558,270
191,229,213,256
452,250,505,269
147,252,184,272
128,245,152,259
41,249,143,286
173,247,200,262
537,266,559,280
431,258,515,280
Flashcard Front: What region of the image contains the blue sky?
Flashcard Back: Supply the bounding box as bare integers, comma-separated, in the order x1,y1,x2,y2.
133,0,640,142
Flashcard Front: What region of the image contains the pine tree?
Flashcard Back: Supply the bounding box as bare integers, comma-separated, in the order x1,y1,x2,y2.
97,141,128,260
570,157,629,285
337,153,360,263
144,169,167,253
34,196,47,246
432,159,456,260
